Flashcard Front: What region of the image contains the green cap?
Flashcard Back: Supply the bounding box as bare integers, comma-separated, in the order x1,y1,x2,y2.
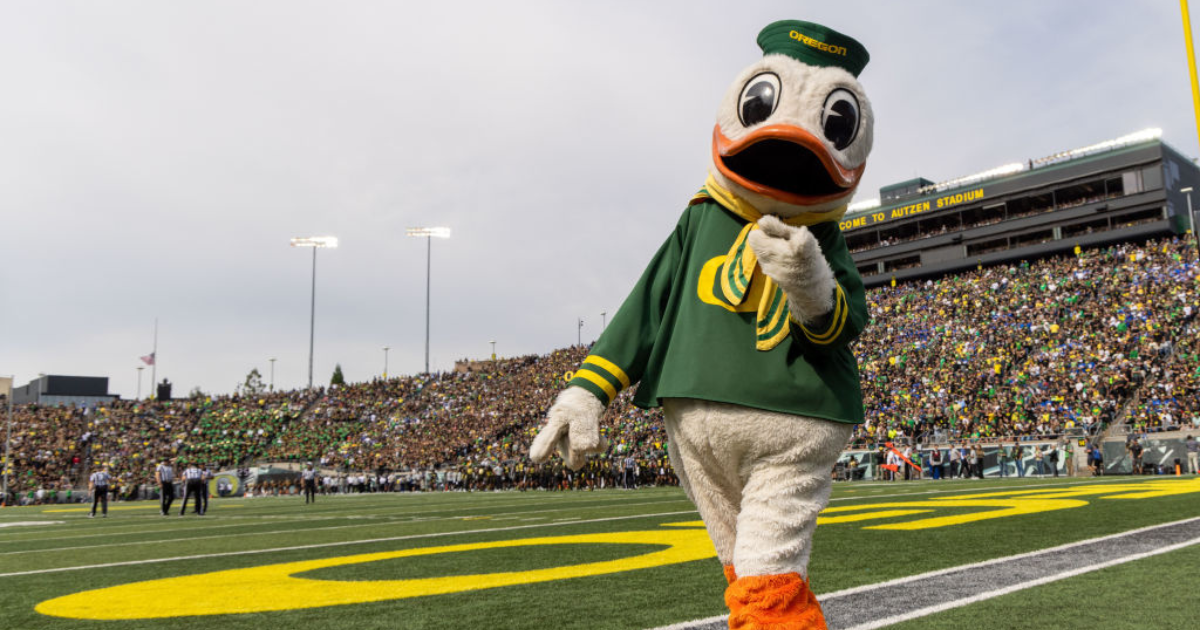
756,20,869,77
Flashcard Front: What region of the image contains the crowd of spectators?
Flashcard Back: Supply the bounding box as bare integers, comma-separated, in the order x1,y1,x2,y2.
4,236,1197,501
851,236,1199,447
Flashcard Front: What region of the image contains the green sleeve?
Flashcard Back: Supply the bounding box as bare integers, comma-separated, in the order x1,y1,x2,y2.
791,221,869,352
567,210,689,406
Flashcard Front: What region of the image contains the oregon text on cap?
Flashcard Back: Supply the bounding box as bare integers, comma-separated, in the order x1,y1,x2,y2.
789,30,847,56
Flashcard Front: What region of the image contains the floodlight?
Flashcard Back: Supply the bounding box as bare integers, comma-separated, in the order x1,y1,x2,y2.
290,236,339,248
291,235,339,388
406,227,451,239
407,227,453,373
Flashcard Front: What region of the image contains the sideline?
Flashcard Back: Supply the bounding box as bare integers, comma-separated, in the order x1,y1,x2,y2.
0,498,694,557
0,492,672,540
648,515,1200,630
0,491,677,542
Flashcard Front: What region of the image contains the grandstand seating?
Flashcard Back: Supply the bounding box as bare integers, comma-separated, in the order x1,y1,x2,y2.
4,236,1197,500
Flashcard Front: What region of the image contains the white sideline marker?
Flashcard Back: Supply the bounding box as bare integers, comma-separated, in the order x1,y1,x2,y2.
649,515,1200,630
0,509,698,578
840,535,1200,630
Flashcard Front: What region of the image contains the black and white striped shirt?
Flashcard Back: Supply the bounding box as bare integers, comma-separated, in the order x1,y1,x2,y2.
302,470,316,481
90,471,111,487
183,466,203,481
156,464,175,483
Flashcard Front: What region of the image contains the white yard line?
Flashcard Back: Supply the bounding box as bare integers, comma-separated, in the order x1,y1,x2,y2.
0,498,694,557
0,509,699,578
648,515,1200,630
839,535,1200,630
0,516,337,544
820,515,1200,601
0,492,679,544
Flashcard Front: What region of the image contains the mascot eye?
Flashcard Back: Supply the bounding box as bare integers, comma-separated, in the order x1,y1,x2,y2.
738,72,781,127
821,88,860,150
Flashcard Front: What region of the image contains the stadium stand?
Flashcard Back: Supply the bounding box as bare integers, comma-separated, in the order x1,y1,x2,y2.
6,236,1196,503
4,130,1200,502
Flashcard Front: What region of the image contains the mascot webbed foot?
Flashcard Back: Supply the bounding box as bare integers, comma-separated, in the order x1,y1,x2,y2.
725,573,826,630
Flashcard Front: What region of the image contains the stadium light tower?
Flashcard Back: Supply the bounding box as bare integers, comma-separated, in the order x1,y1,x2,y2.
269,357,276,391
382,346,390,378
406,227,451,374
290,236,338,389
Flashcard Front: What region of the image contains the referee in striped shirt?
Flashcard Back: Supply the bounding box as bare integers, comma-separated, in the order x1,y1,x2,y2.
89,465,112,518
179,462,205,516
155,459,176,516
302,463,318,504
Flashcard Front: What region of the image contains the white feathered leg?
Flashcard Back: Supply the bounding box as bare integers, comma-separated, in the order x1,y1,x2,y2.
663,398,742,565
663,397,852,578
732,417,850,577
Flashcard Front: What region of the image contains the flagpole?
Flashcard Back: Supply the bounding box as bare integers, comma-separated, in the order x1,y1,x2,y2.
151,318,158,399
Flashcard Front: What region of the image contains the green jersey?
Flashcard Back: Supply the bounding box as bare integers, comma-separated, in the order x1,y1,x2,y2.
568,196,869,424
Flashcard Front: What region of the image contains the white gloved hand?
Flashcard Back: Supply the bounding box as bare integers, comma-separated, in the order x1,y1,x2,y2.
529,387,608,471
746,215,836,324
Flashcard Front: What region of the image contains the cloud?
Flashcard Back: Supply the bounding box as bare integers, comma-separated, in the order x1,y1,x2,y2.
1,1,1195,397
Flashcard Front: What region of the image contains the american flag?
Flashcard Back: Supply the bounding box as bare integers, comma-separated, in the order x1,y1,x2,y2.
140,353,156,366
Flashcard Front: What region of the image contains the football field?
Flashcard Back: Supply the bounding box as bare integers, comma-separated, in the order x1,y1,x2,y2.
3,476,1199,629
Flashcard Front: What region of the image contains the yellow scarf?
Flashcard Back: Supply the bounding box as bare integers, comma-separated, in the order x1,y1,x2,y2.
690,175,847,350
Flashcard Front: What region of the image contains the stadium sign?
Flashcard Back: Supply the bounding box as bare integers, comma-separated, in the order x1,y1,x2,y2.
840,186,987,232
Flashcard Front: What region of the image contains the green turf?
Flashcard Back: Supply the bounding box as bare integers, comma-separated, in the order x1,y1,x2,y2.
2,476,1198,629
886,541,1200,630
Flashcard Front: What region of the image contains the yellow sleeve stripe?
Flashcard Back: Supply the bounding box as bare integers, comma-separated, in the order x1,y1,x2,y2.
801,284,848,345
583,355,631,389
807,284,845,341
811,284,849,340
572,369,618,403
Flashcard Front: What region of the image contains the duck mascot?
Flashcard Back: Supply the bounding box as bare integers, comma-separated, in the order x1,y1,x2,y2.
531,20,873,629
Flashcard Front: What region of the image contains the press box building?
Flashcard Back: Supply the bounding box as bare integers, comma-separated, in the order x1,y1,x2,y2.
841,129,1200,287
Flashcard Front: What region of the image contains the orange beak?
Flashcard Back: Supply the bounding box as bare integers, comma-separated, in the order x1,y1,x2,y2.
712,124,864,206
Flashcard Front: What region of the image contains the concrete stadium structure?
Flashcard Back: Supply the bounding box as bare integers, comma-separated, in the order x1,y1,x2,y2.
842,129,1200,287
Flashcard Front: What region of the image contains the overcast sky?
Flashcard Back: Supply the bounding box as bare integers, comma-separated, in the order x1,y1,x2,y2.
3,1,1199,398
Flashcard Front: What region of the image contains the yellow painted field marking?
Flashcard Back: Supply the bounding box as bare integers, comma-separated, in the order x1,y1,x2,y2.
36,525,715,620
822,498,1088,530
817,509,933,525
819,479,1200,530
